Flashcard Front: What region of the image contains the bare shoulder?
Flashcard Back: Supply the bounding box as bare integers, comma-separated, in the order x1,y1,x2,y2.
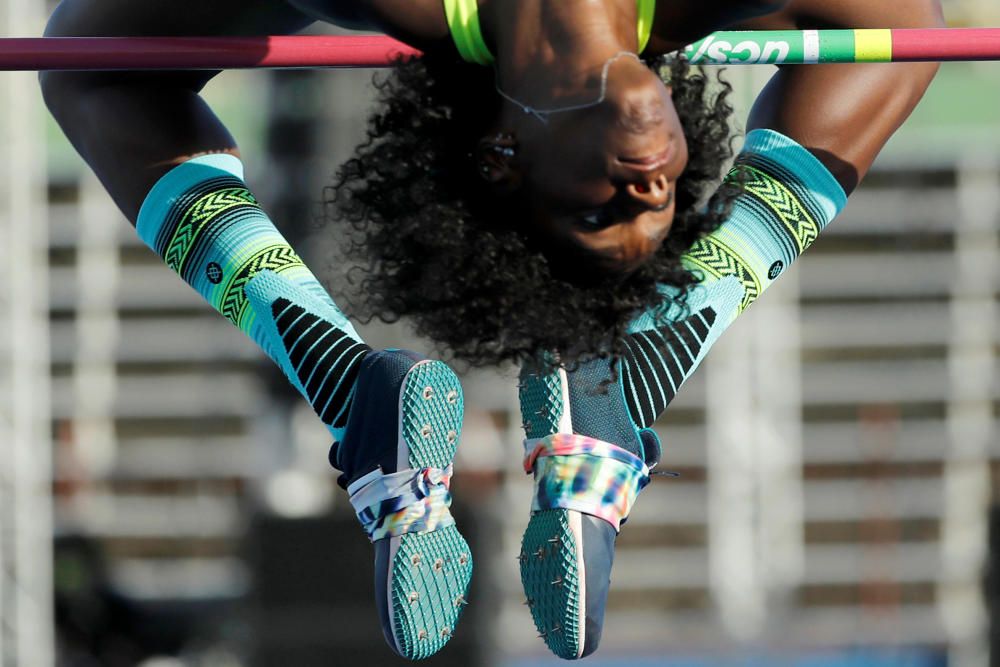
736,0,945,31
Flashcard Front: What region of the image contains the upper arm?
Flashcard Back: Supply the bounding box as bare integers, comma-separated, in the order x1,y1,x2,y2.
738,0,945,193
737,0,944,33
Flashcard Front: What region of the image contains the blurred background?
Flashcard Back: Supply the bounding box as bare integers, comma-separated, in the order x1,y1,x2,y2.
1,0,999,665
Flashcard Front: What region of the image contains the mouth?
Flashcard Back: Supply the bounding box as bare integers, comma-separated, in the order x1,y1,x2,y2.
617,145,673,171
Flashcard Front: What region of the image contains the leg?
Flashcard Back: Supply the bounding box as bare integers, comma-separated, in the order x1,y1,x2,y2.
40,0,316,222
41,1,472,657
517,129,847,659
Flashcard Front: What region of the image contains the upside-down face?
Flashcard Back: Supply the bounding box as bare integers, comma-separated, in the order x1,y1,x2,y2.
485,55,689,283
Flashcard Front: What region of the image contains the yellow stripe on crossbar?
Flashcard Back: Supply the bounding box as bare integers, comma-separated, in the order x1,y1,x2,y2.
854,29,892,62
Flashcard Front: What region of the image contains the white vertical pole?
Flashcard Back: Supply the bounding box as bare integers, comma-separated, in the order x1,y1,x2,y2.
707,64,803,641
939,156,998,667
0,0,54,665
707,326,766,638
708,276,804,640
72,173,121,484
753,271,805,603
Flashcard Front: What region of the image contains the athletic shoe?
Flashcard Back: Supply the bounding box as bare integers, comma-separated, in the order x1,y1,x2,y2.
517,357,660,659
330,349,472,660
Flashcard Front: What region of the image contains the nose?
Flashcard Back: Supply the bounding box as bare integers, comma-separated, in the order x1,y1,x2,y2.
625,173,670,209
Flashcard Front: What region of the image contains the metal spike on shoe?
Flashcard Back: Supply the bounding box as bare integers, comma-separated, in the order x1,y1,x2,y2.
519,509,584,660
366,359,472,660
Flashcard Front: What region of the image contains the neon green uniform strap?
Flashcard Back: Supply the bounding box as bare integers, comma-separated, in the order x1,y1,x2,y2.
636,0,655,53
444,0,656,66
443,0,494,65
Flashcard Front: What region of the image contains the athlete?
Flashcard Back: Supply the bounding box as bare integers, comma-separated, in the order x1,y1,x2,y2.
37,0,780,658
512,0,944,660
38,0,941,661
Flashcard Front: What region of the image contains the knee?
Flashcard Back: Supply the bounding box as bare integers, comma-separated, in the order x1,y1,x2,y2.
38,69,78,121
37,67,109,131
37,5,213,121
38,7,93,119
918,0,947,28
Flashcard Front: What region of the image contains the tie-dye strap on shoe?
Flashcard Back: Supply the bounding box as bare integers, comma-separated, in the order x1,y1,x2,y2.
347,465,456,542
523,434,650,532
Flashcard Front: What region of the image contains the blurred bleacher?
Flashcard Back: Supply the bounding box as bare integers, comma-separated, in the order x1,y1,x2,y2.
1,1,998,665
42,73,1000,667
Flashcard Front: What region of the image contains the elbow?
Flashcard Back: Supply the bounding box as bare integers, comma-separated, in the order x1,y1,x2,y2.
901,0,946,33
906,60,941,112
921,0,947,29
898,0,947,99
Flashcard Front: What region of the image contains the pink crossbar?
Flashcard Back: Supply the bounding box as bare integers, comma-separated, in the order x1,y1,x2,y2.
1,29,999,70
0,35,420,71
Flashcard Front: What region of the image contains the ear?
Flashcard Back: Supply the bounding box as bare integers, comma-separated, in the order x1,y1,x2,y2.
476,132,522,193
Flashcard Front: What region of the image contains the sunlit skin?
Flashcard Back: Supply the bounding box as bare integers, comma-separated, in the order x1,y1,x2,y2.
41,0,943,281
41,0,715,280
475,2,694,276
508,56,690,276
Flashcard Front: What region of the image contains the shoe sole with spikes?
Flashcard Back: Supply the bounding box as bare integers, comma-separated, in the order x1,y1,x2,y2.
519,366,588,659
387,360,472,659
520,508,587,658
517,364,622,660
341,353,474,660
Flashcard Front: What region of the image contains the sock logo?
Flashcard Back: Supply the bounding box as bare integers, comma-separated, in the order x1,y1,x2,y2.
768,260,784,280
206,262,223,284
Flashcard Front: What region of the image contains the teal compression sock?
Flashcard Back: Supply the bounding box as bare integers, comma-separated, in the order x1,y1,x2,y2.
622,129,848,427
136,154,369,443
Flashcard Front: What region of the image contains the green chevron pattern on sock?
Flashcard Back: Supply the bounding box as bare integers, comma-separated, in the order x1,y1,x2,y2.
623,129,848,428
136,155,368,442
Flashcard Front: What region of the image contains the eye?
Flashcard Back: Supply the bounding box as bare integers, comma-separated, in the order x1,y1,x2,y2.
578,208,614,229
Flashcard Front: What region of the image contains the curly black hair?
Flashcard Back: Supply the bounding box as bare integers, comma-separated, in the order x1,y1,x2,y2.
326,55,736,368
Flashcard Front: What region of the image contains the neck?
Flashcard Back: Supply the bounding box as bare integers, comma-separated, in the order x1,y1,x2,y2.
481,0,639,109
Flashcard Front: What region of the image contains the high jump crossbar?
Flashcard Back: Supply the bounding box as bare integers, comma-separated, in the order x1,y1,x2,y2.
0,28,998,71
